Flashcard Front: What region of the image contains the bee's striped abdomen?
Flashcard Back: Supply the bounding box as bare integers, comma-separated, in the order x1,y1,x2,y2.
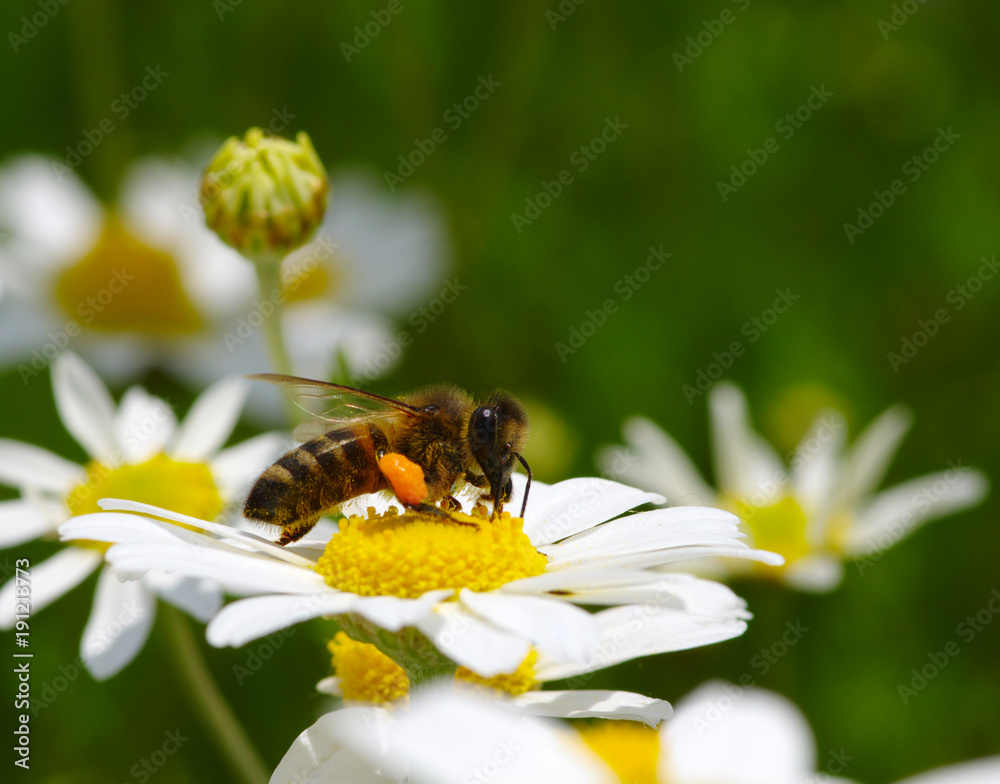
244,426,389,543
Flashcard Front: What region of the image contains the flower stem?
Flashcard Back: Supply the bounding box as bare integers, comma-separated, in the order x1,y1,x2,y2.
161,604,269,784
252,257,293,377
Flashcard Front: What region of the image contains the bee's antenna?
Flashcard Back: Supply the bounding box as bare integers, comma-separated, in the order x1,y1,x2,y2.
515,452,532,518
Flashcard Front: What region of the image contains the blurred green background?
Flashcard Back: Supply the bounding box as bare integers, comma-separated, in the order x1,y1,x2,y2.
2,1,999,782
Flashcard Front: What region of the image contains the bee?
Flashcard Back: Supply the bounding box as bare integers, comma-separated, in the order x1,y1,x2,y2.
243,374,532,545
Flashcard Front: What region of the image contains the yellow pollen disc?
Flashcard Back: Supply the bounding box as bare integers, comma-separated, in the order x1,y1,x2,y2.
314,509,547,598
731,495,811,567
328,632,409,704
577,722,661,784
456,650,539,696
327,633,539,702
66,455,224,533
55,216,204,335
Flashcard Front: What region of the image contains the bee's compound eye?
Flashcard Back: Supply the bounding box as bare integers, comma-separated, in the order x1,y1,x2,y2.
423,404,440,414
470,406,497,447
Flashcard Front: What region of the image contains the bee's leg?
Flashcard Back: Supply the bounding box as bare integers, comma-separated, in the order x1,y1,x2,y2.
440,495,462,511
403,501,478,527
276,514,321,546
463,470,490,489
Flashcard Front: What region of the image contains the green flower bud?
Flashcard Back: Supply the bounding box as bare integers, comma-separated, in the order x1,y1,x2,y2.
201,128,328,259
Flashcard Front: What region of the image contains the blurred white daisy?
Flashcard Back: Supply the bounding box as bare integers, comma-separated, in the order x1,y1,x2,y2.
271,680,1000,784
598,382,988,592
0,157,450,406
61,476,780,681
0,351,283,679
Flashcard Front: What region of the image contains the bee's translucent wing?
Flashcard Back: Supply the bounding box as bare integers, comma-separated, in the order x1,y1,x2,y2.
248,374,421,440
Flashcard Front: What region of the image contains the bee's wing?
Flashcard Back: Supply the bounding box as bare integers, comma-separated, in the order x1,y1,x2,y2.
248,374,422,441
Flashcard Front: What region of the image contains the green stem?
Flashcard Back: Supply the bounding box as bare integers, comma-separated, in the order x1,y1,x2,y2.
161,605,269,784
252,257,293,377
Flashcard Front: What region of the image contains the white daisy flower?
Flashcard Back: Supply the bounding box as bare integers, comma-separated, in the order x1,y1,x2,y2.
60,475,780,681
273,680,1000,784
0,158,450,408
0,351,284,679
0,154,257,385
598,382,988,592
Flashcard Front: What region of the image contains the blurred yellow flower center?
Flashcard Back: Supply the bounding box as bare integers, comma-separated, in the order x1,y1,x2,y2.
55,217,204,335
732,496,810,566
327,632,538,703
577,722,660,784
314,508,547,598
282,256,343,304
66,454,224,526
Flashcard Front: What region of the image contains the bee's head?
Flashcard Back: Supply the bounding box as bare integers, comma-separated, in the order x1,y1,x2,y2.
468,392,531,517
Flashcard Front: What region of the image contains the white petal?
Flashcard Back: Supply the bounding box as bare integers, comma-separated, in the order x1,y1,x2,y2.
351,590,453,631
710,382,785,502
511,689,672,727
845,468,988,556
107,541,325,597
837,405,912,511
207,592,357,647
81,570,156,680
315,676,342,697
460,589,599,663
535,573,747,615
52,351,119,462
145,572,222,622
894,757,1000,784
598,417,716,506
0,498,60,546
0,548,101,628
61,511,193,546
542,505,743,568
0,438,83,491
270,707,401,784
114,387,177,462
172,377,247,461
415,602,531,678
782,554,844,593
345,685,614,784
211,432,289,500
534,605,747,682
663,680,816,784
790,411,846,523
522,477,664,547
0,155,102,265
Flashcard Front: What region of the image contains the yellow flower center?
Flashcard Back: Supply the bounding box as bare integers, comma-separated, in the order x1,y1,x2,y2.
314,508,548,598
327,632,539,703
731,496,811,567
66,454,224,524
55,217,204,335
282,254,344,304
577,722,661,784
